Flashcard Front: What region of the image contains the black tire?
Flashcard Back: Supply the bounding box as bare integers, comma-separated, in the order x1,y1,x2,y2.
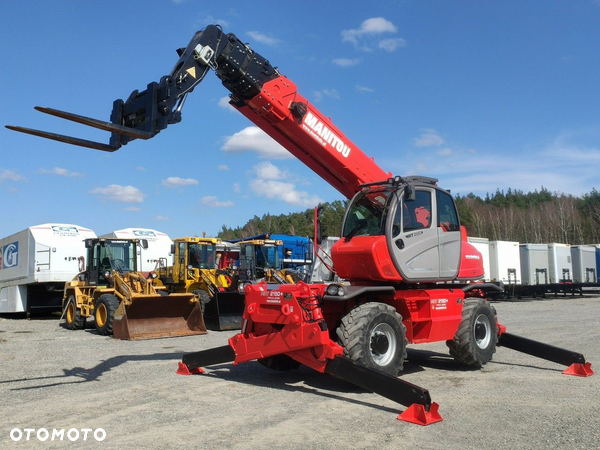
336,302,408,376
446,298,498,368
258,354,302,371
64,295,85,330
94,294,120,336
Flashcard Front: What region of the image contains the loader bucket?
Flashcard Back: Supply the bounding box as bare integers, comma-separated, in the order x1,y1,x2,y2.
113,294,207,340
203,291,245,331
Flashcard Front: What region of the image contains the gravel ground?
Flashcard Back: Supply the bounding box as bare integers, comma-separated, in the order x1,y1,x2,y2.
0,295,598,450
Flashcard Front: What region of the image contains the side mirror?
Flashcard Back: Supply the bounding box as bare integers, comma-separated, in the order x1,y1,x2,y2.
84,238,95,249
141,239,149,250
170,243,175,254
405,185,416,202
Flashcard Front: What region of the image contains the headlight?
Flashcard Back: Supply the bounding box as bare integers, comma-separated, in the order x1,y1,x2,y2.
104,270,111,279
325,284,345,296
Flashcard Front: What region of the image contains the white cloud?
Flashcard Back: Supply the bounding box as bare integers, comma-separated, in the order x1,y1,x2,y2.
342,17,404,52
313,89,341,102
197,15,229,28
218,96,236,112
249,162,323,207
438,148,453,156
356,85,375,93
221,126,292,159
124,206,141,212
201,196,234,208
0,169,26,182
413,129,445,148
154,215,169,221
378,38,407,52
232,182,241,193
161,177,199,188
89,184,145,203
253,161,287,180
332,58,362,67
37,167,83,177
246,31,281,46
218,164,229,171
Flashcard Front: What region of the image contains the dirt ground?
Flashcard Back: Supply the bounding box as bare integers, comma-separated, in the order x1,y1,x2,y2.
1,295,599,450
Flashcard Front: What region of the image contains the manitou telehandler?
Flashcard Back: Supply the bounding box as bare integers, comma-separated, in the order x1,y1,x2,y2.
7,24,593,424
63,237,206,339
157,236,243,330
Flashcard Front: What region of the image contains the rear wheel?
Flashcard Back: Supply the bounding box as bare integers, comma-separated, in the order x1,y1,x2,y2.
446,298,498,367
336,302,407,376
94,294,120,336
64,295,85,330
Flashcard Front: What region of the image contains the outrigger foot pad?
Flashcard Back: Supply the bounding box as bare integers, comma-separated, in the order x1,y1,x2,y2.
398,402,443,426
563,362,594,377
176,362,205,376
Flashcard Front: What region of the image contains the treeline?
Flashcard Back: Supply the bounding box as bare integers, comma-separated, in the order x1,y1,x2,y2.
455,187,600,244
218,188,600,245
217,200,348,240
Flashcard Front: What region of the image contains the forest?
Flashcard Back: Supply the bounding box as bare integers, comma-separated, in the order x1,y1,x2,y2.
217,188,600,245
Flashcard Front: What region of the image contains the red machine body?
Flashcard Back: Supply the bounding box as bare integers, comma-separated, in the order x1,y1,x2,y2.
7,24,593,425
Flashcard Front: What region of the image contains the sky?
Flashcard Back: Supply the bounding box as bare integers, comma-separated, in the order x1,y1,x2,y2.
1,1,599,240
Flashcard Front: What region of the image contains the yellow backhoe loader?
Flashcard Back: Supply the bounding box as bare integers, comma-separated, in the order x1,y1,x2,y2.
157,237,243,331
63,237,206,339
237,238,302,285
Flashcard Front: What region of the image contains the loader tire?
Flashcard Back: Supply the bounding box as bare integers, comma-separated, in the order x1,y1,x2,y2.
65,295,85,330
258,354,302,371
446,297,498,368
336,302,407,376
94,294,120,336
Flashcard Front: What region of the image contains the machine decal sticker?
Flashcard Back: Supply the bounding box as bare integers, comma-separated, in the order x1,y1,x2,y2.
2,242,19,269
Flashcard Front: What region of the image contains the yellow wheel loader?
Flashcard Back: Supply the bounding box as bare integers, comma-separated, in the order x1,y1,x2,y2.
157,237,243,331
237,238,302,285
63,237,206,339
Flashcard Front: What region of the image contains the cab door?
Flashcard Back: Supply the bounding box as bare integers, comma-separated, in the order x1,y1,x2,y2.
388,188,440,281
435,189,461,279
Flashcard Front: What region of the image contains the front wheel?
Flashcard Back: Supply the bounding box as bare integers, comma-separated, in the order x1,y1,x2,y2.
336,302,407,376
446,298,498,368
64,295,85,330
94,294,120,336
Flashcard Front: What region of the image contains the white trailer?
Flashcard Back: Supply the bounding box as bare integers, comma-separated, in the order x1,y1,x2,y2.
467,237,491,282
489,241,521,284
571,245,597,283
520,244,550,285
548,243,572,283
0,224,97,314
100,228,172,275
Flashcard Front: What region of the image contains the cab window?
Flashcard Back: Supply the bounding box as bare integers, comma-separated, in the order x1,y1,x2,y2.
436,190,460,231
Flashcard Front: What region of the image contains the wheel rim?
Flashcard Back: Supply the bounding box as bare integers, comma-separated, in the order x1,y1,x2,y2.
66,303,75,324
96,303,107,328
474,313,491,349
370,323,396,366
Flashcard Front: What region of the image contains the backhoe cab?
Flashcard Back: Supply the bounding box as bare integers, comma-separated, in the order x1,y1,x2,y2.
157,237,243,331
237,238,302,286
64,237,206,339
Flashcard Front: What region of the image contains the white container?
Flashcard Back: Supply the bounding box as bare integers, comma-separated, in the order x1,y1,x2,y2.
100,228,173,274
489,241,521,284
547,243,572,283
0,224,97,313
468,237,491,282
570,245,597,283
519,244,549,285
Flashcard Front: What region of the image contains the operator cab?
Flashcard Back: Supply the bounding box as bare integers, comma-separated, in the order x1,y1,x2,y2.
85,239,139,285
340,176,461,282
